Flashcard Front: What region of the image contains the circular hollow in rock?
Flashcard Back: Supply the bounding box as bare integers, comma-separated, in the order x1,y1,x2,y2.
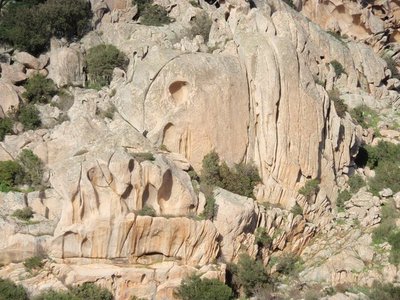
169,81,189,105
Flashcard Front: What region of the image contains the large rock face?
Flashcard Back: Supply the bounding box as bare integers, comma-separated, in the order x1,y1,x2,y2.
115,52,250,170
0,0,399,298
47,41,85,87
299,0,400,47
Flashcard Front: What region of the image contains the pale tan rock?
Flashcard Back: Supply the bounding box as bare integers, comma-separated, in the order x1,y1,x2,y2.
0,80,20,118
14,52,40,69
0,63,27,84
47,45,85,87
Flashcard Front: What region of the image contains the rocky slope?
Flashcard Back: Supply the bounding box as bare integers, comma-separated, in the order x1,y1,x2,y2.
0,0,399,299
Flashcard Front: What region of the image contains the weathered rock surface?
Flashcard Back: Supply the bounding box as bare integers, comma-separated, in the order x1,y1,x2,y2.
47,42,85,87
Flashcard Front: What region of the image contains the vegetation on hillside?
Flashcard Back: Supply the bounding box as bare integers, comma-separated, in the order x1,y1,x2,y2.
85,44,127,88
0,0,91,54
0,149,44,192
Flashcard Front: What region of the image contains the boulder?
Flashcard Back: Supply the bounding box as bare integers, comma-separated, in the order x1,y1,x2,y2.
47,45,85,87
14,52,40,70
0,80,19,118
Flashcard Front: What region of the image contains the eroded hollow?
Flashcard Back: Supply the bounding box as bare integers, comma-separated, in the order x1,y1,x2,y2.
169,81,189,105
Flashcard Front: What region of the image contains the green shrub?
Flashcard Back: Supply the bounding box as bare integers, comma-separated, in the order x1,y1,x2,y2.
33,290,79,300
0,117,13,141
96,104,117,119
348,174,365,194
219,162,261,199
372,200,398,244
23,74,57,104
12,207,34,221
367,282,400,300
328,89,347,118
0,0,91,54
0,278,28,300
388,231,400,265
336,190,351,212
290,203,303,217
137,205,156,217
23,256,44,272
364,141,400,169
17,149,44,186
134,0,172,26
177,275,233,300
350,105,379,129
282,0,295,9
362,141,400,194
133,152,155,162
201,191,217,220
70,283,113,300
190,12,212,43
189,0,201,8
86,44,127,87
330,60,345,77
200,151,221,186
254,227,272,248
275,254,303,276
369,161,400,195
382,53,399,79
299,179,319,198
0,160,24,191
18,104,41,130
200,151,261,199
236,254,269,296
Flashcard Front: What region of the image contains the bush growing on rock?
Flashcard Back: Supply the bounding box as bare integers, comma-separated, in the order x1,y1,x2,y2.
362,141,400,194
254,227,272,248
0,117,13,141
85,44,127,88
133,0,172,26
299,179,319,198
330,60,346,77
189,12,212,42
17,149,44,187
232,254,269,296
12,207,34,221
348,174,365,194
34,283,113,300
328,89,347,118
0,150,43,191
176,275,233,300
0,278,28,300
350,105,379,129
336,190,351,211
0,0,92,54
137,205,156,217
200,151,261,199
23,74,58,104
0,160,24,191
368,282,400,300
23,256,44,272
18,104,41,130
69,283,113,300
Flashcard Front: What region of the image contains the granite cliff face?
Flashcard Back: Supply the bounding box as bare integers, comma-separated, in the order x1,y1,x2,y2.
0,0,399,299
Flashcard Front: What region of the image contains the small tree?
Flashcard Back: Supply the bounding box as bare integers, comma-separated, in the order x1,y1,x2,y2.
18,104,41,130
23,74,57,104
70,283,113,300
17,149,44,186
85,44,127,87
0,160,24,191
200,151,221,186
0,278,28,300
177,275,233,300
299,179,319,198
236,254,269,296
0,117,13,141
